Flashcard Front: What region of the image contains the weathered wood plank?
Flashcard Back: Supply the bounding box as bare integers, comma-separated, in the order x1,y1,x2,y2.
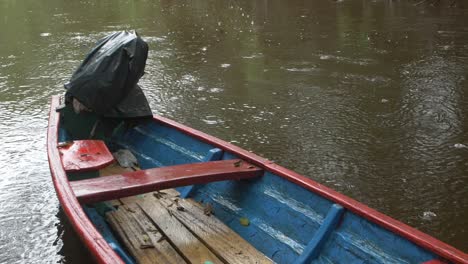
99,162,134,177
157,196,273,264
126,203,187,264
99,162,133,207
118,191,272,264
106,204,187,264
138,196,223,264
157,189,181,198
71,159,263,204
107,210,156,264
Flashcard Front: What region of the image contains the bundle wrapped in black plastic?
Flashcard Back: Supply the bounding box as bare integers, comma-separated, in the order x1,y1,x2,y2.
64,30,152,118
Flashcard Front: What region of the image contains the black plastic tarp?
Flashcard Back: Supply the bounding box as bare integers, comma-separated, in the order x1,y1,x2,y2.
64,30,152,118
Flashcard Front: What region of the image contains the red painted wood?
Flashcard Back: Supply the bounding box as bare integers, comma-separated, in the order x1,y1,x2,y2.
48,96,123,264
60,140,114,172
153,115,468,264
48,95,468,264
71,160,263,204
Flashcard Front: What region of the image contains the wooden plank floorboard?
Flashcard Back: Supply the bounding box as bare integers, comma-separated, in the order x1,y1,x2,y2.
106,203,186,264
107,210,156,264
157,195,273,264
119,191,272,264
138,195,224,264
101,163,271,264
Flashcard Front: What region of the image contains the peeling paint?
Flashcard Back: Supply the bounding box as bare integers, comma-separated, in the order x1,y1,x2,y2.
264,187,324,224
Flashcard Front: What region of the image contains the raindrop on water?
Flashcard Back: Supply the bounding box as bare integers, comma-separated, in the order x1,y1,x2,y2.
421,211,437,221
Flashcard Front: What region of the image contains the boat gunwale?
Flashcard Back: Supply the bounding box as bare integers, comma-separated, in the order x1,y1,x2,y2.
47,96,124,264
152,115,468,264
47,95,468,264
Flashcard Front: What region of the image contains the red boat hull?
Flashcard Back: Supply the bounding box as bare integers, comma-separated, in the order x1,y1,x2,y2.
47,96,468,264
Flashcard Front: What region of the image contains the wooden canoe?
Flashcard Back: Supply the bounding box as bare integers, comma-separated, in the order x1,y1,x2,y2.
47,95,468,264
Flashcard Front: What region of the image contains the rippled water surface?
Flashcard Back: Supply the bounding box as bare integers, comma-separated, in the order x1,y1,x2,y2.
1,0,467,262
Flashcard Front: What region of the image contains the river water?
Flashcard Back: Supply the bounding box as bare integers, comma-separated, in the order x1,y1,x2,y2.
0,0,467,263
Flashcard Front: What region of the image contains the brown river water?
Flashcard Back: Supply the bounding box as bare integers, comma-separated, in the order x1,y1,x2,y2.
0,0,467,263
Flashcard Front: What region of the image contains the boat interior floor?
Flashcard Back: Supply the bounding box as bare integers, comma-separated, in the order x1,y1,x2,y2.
99,164,273,264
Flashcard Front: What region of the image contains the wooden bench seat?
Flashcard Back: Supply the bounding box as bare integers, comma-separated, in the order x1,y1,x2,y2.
71,159,263,204
59,140,115,172
106,189,273,264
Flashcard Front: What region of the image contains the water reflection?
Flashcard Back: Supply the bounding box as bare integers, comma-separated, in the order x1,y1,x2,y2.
56,209,94,263
0,0,467,262
0,104,63,263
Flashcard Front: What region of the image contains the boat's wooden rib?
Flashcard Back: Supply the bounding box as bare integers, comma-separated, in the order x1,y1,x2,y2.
71,159,263,204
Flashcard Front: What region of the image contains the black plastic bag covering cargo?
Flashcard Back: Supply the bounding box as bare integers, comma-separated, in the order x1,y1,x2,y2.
64,31,152,118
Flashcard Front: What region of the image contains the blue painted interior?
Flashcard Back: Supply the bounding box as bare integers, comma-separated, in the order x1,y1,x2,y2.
113,124,213,167
108,121,440,263
83,207,135,264
59,116,442,263
295,204,344,264
315,211,437,264
178,147,224,198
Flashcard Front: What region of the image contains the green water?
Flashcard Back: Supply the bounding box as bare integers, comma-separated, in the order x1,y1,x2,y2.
0,0,467,262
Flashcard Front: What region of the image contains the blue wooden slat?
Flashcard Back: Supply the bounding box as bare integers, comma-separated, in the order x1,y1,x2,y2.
319,211,439,264
190,171,332,263
179,148,223,198
295,204,344,264
111,123,214,168
83,207,135,264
